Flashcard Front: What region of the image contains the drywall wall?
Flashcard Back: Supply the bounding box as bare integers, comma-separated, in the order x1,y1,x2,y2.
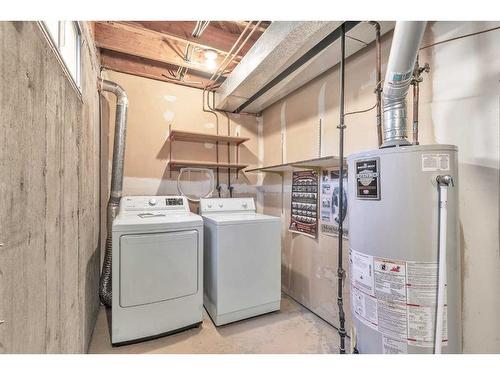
260,21,500,353
0,21,101,353
100,70,261,211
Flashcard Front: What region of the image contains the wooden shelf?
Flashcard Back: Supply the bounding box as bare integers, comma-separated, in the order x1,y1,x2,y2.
168,160,248,171
245,156,346,173
168,129,250,145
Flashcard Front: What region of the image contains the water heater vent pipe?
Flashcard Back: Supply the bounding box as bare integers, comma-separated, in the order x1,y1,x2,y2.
381,21,427,148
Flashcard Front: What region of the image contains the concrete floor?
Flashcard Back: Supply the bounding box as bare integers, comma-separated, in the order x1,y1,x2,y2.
88,294,341,354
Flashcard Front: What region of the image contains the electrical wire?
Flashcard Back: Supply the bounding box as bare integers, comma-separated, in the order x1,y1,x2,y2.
344,102,377,117
346,35,368,46
420,26,500,50
209,21,262,86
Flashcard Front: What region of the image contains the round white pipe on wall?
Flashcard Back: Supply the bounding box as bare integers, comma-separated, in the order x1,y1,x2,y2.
435,175,453,354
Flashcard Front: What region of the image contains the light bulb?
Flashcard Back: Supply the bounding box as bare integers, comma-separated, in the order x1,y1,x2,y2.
204,49,218,61
205,58,217,70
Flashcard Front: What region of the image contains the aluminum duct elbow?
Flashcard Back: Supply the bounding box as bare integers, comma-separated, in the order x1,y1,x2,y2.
381,21,427,148
98,78,129,307
99,78,129,106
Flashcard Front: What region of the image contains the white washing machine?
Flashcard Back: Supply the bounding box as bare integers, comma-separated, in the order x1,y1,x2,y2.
112,196,203,345
199,197,281,326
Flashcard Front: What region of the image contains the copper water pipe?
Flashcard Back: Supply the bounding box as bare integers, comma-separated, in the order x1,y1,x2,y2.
368,21,382,147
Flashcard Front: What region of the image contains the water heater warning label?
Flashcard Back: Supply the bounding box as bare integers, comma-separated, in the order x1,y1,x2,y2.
349,249,449,349
355,158,380,200
382,336,407,354
421,153,450,172
349,249,374,295
406,262,448,347
374,258,408,339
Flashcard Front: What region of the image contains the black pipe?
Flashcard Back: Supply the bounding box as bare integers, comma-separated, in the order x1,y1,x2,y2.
337,23,347,354
368,21,382,147
212,91,233,197
202,89,221,197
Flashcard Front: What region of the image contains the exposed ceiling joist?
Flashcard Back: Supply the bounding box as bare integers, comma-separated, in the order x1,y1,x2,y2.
94,21,236,76
124,21,266,57
100,49,215,89
234,21,270,33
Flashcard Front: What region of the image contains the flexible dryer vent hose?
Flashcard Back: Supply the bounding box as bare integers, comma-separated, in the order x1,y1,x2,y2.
98,78,129,307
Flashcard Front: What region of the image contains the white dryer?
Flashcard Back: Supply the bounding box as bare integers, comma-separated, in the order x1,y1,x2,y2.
112,196,203,345
199,197,281,326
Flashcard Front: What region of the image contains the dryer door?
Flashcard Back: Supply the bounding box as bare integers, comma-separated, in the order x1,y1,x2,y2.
119,230,199,308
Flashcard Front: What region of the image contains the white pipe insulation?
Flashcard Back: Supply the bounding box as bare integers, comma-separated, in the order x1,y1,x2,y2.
435,175,453,354
382,21,427,148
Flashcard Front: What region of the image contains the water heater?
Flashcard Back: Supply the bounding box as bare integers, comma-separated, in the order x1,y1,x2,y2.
347,144,462,354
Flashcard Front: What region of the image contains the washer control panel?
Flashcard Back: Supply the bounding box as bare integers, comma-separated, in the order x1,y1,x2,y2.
121,196,189,212
199,197,256,214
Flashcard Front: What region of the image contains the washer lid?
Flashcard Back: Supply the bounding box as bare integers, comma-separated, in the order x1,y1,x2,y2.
202,212,280,226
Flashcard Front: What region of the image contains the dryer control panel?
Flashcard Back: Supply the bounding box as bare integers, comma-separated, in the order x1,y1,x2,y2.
120,196,190,213
199,197,256,214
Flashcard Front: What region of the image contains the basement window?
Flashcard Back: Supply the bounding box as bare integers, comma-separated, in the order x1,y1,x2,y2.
40,21,82,93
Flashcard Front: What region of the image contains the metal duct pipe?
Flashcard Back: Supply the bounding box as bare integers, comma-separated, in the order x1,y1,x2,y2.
98,78,129,307
381,21,427,148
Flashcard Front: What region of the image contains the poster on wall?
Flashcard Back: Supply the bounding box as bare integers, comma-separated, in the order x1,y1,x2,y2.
320,169,348,238
289,170,318,238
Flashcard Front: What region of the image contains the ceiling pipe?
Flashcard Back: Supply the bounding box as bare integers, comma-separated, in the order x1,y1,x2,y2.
206,21,254,88
208,21,262,88
381,21,427,148
202,88,221,197
368,21,383,147
98,78,129,307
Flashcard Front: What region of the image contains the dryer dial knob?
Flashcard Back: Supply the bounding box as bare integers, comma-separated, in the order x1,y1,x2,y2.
218,203,223,208
148,198,157,206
